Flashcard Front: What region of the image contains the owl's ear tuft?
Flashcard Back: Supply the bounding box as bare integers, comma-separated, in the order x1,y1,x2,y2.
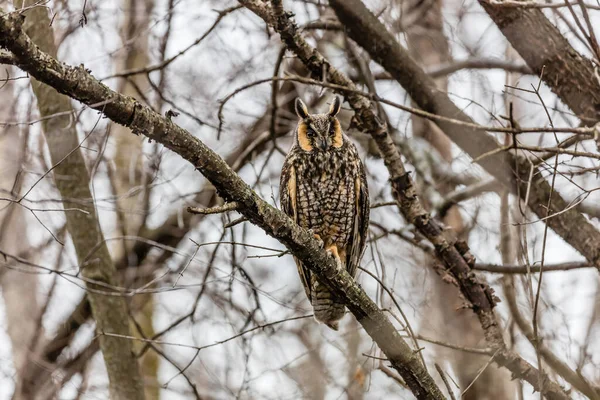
328,96,342,117
295,98,309,119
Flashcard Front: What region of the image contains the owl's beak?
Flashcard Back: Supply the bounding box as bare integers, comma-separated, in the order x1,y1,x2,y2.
316,138,329,151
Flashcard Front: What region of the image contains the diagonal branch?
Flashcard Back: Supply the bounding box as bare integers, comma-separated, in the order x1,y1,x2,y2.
0,11,445,399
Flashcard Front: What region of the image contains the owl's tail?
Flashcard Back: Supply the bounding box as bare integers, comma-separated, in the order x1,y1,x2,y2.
311,276,346,330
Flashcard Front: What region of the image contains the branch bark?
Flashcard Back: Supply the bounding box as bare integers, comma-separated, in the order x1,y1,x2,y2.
0,48,15,64
0,11,445,399
11,4,145,399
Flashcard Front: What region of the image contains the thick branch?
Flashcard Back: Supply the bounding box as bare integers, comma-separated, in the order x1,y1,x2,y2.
0,12,445,399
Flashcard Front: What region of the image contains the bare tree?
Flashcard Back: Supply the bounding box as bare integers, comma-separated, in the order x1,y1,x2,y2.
1,0,599,398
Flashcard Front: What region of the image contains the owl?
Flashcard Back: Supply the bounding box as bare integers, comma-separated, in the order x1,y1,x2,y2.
279,96,370,330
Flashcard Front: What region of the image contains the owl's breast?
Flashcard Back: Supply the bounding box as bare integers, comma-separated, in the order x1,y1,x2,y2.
294,149,359,245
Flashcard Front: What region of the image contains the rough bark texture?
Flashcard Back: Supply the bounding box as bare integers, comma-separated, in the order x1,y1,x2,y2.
479,1,600,124
12,4,145,400
0,12,446,399
328,0,600,271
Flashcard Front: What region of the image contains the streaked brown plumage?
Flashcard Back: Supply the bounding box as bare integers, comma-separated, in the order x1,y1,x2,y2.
279,96,370,330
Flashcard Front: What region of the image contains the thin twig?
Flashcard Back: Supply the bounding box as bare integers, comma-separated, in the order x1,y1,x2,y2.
435,364,457,400
187,201,239,215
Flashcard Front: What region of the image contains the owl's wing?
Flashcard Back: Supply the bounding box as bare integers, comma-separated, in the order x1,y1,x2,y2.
346,162,370,278
280,160,313,301
279,159,296,220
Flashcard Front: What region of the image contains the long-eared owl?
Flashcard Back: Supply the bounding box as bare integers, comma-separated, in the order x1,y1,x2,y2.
279,96,370,330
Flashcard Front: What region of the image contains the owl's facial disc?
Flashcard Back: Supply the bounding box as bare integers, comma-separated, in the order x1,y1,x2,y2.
297,117,343,153
329,118,343,148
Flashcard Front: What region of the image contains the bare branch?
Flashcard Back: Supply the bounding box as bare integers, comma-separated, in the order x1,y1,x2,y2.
187,202,239,215
474,262,594,273
0,48,15,64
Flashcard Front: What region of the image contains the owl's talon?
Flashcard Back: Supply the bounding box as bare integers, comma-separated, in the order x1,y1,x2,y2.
325,244,339,260
311,232,324,248
326,245,343,271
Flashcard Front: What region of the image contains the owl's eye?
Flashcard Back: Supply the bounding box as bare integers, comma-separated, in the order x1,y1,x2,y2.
329,125,336,136
306,128,316,138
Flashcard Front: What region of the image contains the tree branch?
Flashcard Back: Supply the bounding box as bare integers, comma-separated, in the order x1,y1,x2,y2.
474,262,594,274
371,58,533,79
0,48,15,64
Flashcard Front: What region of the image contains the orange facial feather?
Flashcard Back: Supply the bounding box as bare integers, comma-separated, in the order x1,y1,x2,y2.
297,122,313,152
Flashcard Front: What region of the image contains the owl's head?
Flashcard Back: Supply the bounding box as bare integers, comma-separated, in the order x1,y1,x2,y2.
294,96,343,152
